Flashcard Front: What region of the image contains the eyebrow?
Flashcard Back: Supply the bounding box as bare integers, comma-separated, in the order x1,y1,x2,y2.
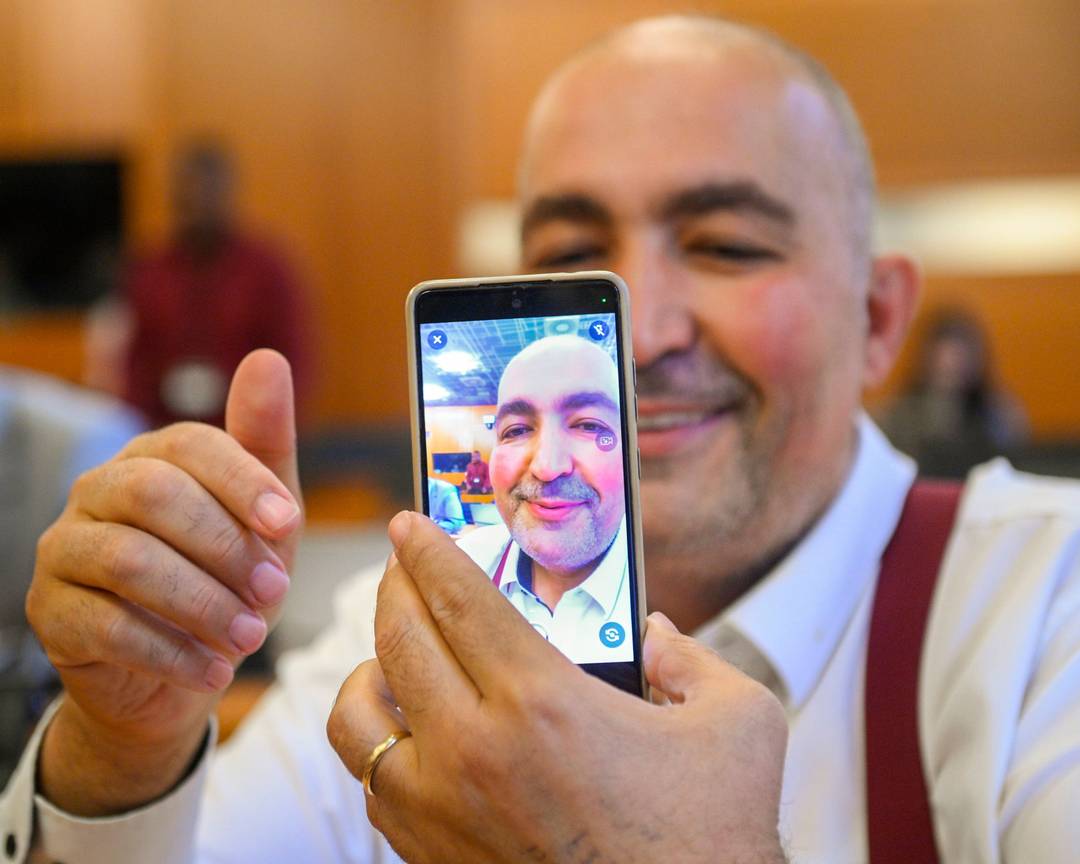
659,181,795,227
557,391,619,415
520,194,613,238
520,180,795,240
495,391,618,425
495,398,536,426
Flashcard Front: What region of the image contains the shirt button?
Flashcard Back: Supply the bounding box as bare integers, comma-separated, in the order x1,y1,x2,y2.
4,833,16,858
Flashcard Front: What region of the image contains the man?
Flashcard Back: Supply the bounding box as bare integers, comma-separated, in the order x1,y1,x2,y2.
426,475,466,534
121,142,312,428
462,449,492,494
3,15,1078,864
456,334,631,663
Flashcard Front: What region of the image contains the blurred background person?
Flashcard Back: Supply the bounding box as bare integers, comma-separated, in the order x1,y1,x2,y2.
427,474,466,534
880,308,1029,476
462,448,492,494
119,141,313,428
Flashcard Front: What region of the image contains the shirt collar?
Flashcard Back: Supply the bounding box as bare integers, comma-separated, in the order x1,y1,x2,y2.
695,414,916,710
504,518,628,617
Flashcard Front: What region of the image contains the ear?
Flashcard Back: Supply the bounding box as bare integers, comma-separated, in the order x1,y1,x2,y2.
863,254,921,389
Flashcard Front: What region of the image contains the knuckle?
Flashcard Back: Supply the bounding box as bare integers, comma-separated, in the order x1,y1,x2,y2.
34,521,61,569
106,532,154,586
99,606,132,657
216,454,254,502
186,580,220,630
204,521,248,571
127,459,187,515
156,422,209,462
69,463,104,502
425,577,475,630
373,614,415,667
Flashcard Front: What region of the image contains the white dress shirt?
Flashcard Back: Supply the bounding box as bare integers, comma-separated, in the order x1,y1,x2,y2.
2,416,1078,863
456,518,634,664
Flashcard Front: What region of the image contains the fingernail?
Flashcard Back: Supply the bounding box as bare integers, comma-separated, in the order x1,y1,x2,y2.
229,611,267,653
648,611,679,633
250,561,290,606
255,492,300,534
387,511,413,547
205,656,234,691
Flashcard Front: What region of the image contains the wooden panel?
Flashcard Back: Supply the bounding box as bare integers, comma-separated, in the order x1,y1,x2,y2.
444,0,1080,198
0,314,85,383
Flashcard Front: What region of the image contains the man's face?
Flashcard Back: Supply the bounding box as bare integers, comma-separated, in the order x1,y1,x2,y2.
491,338,625,575
520,48,869,584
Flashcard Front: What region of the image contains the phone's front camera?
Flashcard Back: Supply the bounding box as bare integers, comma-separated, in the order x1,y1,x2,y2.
511,296,523,309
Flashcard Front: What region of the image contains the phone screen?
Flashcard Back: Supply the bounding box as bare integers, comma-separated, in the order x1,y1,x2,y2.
411,276,644,695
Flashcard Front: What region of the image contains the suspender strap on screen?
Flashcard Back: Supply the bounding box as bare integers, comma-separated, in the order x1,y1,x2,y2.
865,479,962,864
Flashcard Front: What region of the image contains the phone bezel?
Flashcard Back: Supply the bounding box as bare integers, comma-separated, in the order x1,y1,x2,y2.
405,271,648,697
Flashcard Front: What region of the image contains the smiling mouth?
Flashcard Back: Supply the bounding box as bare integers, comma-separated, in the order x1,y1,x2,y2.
635,404,738,457
525,500,588,521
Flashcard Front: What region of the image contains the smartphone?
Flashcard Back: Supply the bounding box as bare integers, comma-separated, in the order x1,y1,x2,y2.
406,271,647,696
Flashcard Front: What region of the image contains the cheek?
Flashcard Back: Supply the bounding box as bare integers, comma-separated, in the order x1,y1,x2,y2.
576,445,627,504
698,271,837,396
490,446,524,492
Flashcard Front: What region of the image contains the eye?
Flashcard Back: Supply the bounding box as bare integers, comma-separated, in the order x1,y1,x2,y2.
498,424,531,442
529,244,605,270
574,419,612,435
684,239,781,264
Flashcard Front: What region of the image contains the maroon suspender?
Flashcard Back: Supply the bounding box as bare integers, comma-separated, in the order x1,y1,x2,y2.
865,479,962,864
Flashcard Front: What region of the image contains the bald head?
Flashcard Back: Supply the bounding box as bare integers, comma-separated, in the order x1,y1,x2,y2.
498,334,618,410
521,15,875,277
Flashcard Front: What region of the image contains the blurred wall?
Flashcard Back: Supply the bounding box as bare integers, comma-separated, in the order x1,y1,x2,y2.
1,0,1078,435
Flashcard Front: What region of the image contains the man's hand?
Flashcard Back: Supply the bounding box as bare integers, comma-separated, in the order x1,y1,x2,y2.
328,512,788,864
26,349,302,816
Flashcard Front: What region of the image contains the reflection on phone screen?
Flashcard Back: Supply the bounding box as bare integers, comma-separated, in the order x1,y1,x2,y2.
419,314,634,665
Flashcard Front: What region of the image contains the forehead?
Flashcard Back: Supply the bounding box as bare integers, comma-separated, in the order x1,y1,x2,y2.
498,343,618,407
522,51,847,222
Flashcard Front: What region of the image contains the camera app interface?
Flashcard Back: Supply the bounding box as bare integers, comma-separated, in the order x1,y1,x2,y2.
420,313,633,665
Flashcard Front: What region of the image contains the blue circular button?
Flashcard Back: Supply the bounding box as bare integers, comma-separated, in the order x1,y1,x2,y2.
587,320,608,341
427,329,448,350
599,621,626,648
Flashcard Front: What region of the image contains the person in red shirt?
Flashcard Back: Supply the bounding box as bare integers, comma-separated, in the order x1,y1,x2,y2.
122,142,312,428
462,449,492,495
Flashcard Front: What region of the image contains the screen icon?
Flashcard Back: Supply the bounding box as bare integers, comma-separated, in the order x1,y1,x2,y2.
599,622,625,648
595,430,618,452
427,329,448,350
588,320,608,341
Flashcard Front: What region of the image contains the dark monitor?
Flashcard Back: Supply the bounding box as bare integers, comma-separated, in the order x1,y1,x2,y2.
431,451,471,474
0,157,125,312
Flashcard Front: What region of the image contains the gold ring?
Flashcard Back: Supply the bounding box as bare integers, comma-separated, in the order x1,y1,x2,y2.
362,730,412,796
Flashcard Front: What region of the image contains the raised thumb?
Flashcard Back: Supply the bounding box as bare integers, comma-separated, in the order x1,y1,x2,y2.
225,349,301,508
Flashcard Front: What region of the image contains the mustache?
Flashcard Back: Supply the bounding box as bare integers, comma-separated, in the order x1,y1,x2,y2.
511,474,598,504
635,346,754,405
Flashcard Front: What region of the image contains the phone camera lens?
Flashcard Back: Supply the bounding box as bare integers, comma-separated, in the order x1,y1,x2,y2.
511,296,523,309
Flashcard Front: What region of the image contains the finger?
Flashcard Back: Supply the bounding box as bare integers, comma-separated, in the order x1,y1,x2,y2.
224,350,303,562
32,582,234,693
387,511,568,694
328,660,417,818
120,420,301,545
373,558,479,727
72,457,290,612
49,521,268,659
642,612,743,705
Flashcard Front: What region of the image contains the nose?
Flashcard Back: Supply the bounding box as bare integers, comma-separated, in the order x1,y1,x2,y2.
611,231,697,367
528,424,574,483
